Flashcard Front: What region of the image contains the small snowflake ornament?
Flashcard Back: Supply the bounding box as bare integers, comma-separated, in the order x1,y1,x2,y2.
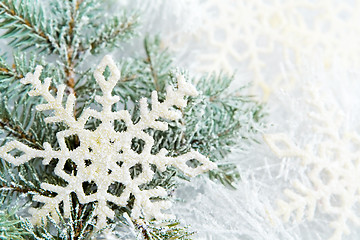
0,55,216,229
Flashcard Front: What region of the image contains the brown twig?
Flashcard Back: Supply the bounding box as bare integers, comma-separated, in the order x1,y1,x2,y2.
0,2,59,51
121,75,137,82
0,67,9,73
144,40,159,91
0,120,43,150
135,219,151,240
0,183,42,194
74,203,84,240
89,20,135,53
65,1,81,95
64,0,85,119
0,64,24,79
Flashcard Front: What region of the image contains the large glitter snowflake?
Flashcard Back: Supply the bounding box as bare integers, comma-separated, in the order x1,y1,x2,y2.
264,84,360,240
0,55,216,229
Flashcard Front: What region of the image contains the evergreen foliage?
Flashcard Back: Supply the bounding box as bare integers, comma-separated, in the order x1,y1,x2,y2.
138,220,194,240
0,209,29,240
0,0,265,238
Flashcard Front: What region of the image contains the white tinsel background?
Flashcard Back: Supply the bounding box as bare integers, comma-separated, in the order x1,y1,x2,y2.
110,0,360,239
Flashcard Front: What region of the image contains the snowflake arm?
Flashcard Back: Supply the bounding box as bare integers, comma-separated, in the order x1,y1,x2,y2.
0,55,216,229
20,66,77,127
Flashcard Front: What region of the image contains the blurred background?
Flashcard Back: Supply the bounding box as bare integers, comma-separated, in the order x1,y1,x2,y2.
114,1,360,239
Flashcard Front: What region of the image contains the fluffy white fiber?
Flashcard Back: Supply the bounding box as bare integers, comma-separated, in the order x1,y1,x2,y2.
170,61,360,240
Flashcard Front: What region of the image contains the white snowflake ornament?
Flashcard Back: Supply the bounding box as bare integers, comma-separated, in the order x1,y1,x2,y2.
0,55,216,229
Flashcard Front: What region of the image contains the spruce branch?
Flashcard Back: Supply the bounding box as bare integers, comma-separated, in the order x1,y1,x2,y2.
186,73,265,188
0,56,24,80
0,159,95,240
134,219,194,240
145,37,160,91
0,0,58,52
0,53,33,96
0,53,64,149
64,2,79,96
58,0,90,96
87,13,139,54
0,52,64,103
22,200,97,240
112,36,173,103
0,93,37,150
143,36,173,93
0,115,42,150
0,99,61,150
0,159,46,213
50,1,139,118
0,209,29,240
